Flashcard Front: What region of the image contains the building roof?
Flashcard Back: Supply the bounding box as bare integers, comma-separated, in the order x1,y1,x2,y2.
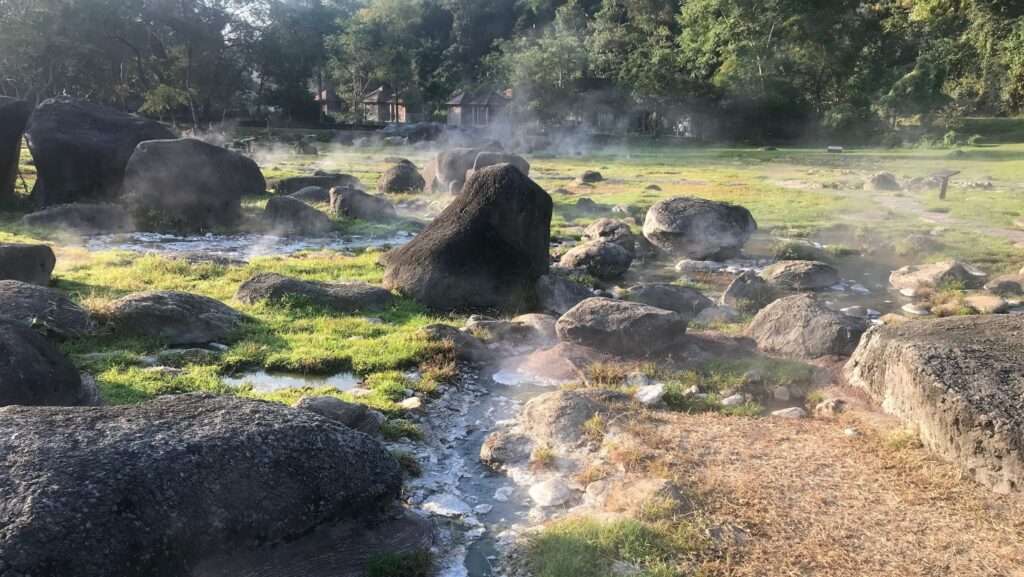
363,84,404,104
447,88,510,107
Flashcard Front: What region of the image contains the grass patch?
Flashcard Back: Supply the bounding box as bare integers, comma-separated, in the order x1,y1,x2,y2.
526,516,707,577
365,550,432,577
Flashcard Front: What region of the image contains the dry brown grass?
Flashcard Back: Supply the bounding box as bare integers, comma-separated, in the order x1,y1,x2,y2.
629,411,1024,577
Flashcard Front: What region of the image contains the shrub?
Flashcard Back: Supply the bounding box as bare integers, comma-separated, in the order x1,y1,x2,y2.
943,130,960,147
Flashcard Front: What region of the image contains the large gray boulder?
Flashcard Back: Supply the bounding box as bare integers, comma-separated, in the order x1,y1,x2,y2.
124,138,264,232
434,148,483,193
0,97,31,206
558,240,633,280
0,394,402,576
844,315,1024,493
0,244,55,285
295,396,385,436
289,186,331,204
377,161,425,194
264,196,333,235
535,273,593,316
720,270,776,312
383,165,552,312
0,318,83,406
105,291,244,345
235,273,394,312
25,97,175,207
21,203,134,234
275,173,361,195
623,283,713,320
642,197,757,260
330,187,397,222
746,294,867,359
521,389,626,446
468,152,530,180
555,297,688,357
0,280,94,338
759,260,840,291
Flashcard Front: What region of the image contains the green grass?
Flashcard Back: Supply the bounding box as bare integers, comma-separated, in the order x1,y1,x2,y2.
526,516,707,577
365,550,432,577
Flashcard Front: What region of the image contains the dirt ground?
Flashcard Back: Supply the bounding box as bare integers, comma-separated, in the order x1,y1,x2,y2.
628,399,1024,577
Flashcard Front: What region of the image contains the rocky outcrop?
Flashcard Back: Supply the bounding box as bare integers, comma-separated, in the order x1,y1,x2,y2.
235,273,394,312
623,283,713,320
582,218,637,255
123,138,264,232
378,161,425,194
642,197,757,260
330,187,397,222
105,291,244,345
264,196,333,235
0,280,94,338
0,318,83,406
21,203,134,234
383,165,552,312
25,97,175,207
889,260,985,295
558,240,633,280
0,244,55,285
0,97,31,206
746,294,867,359
844,315,1024,493
555,297,688,357
275,174,361,195
760,260,840,291
0,394,402,576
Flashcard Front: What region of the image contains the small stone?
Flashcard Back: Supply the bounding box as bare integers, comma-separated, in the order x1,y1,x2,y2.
634,383,666,406
494,486,514,502
422,494,472,518
814,398,846,418
721,393,746,407
901,303,931,316
625,372,652,387
840,305,869,318
675,259,724,274
843,427,861,437
529,478,574,507
399,397,423,411
474,504,493,515
771,407,807,418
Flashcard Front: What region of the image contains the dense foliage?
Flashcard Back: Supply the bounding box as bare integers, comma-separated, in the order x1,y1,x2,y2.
1,0,1022,140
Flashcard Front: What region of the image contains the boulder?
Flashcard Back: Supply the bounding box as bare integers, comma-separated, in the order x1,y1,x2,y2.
435,148,483,193
558,240,633,280
517,342,612,383
295,396,385,436
759,260,840,291
582,218,636,254
642,197,757,260
529,479,574,507
0,318,83,406
480,430,532,469
0,394,402,576
235,273,393,312
466,314,556,348
330,187,397,222
377,162,425,194
383,165,552,312
889,260,985,294
536,273,593,315
470,152,530,178
21,203,134,234
521,389,625,446
275,174,361,195
720,270,776,311
105,291,244,345
576,170,603,184
289,186,331,204
844,315,1024,493
25,97,175,207
864,172,901,191
746,294,867,359
555,297,688,357
0,280,94,338
510,313,559,347
0,243,55,285
623,283,713,320
124,138,264,231
984,275,1023,296
0,97,31,206
264,196,333,235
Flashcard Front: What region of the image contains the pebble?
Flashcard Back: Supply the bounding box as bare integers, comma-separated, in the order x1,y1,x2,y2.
494,486,515,502
474,504,493,515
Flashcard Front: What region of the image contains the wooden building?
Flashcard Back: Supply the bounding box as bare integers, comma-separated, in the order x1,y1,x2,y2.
362,84,407,123
446,89,510,127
